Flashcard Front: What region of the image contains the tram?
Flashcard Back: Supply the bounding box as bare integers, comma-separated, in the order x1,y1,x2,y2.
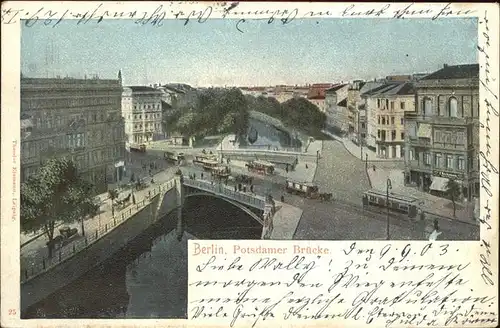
362,189,419,218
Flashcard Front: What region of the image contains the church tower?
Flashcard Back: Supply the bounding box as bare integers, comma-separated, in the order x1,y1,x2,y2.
118,69,122,86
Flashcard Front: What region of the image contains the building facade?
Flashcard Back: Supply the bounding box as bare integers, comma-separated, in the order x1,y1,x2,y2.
373,83,415,159
325,84,349,134
122,86,164,144
403,64,480,200
20,75,126,193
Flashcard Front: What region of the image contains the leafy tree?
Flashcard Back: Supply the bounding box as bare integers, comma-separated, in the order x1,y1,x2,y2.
280,98,326,135
445,179,461,217
20,158,98,257
108,189,119,217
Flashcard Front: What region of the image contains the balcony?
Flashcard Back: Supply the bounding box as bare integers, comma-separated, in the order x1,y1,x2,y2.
414,115,474,126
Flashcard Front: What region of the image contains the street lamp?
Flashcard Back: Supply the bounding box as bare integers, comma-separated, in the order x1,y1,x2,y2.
365,153,368,170
386,178,392,240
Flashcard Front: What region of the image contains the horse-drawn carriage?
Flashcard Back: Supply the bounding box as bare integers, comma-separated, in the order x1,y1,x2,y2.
285,180,333,201
233,174,253,184
115,193,133,209
164,151,185,165
245,160,275,175
46,226,79,250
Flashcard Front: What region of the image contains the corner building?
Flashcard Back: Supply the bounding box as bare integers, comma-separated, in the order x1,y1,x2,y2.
403,64,480,200
20,75,126,194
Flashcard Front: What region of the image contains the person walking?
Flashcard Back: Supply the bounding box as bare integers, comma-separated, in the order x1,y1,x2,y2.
201,172,204,179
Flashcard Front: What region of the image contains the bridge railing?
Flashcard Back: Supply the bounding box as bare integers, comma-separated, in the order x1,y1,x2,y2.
183,178,266,209
20,178,176,284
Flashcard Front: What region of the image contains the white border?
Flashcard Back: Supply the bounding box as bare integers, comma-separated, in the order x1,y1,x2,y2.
1,2,498,327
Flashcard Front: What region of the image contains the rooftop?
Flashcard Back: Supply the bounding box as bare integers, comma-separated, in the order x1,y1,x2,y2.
326,84,348,93
125,86,161,93
421,64,479,80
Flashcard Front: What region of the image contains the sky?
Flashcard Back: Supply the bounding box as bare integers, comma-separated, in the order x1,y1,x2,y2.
21,18,478,87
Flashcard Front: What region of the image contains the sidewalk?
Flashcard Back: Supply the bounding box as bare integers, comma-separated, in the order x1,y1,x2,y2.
366,166,477,225
322,130,403,162
270,202,303,240
20,167,178,249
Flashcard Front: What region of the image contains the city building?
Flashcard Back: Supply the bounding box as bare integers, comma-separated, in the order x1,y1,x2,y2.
122,85,164,144
325,84,349,134
307,83,335,113
20,74,126,193
373,82,415,159
403,64,480,200
363,83,405,151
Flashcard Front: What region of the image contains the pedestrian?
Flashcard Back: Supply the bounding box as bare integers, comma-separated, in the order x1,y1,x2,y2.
243,186,247,193
286,165,289,173
234,185,237,192
148,190,151,198
132,193,136,205
151,178,154,184
201,172,204,179
434,218,439,231
305,164,308,169
281,195,285,202
194,173,196,179
250,185,254,193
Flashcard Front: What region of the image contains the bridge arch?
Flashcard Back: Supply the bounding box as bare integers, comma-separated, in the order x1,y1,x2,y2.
184,192,263,226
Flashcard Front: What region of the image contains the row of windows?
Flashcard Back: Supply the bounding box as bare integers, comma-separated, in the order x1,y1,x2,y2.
127,113,161,120
133,103,161,110
132,123,162,130
409,150,467,170
22,97,120,110
377,130,405,141
25,110,121,130
421,96,479,118
22,130,124,159
376,99,411,111
378,116,404,126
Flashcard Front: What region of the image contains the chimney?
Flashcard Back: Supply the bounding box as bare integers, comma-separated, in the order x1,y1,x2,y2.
443,64,448,68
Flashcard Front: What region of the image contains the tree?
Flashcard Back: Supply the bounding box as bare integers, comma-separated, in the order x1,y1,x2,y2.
445,179,461,217
108,189,119,217
20,158,98,258
280,98,327,135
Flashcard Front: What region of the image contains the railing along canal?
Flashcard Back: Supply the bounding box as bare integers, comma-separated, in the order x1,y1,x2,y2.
183,178,266,209
20,178,176,284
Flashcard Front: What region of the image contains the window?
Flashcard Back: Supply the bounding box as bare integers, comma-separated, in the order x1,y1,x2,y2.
361,133,366,138
449,97,458,117
409,149,415,160
386,99,389,109
434,153,441,167
446,155,453,169
377,99,381,107
400,102,405,110
458,156,465,170
401,118,404,125
377,130,381,138
401,132,405,140
423,98,432,116
390,101,394,110
391,117,395,125
361,123,366,129
378,116,381,124
382,117,386,125
391,130,396,140
424,152,431,165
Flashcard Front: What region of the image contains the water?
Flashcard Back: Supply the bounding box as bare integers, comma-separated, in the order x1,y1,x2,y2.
245,117,294,148
23,196,262,319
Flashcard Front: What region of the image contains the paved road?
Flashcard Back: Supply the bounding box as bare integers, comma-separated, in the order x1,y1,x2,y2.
293,140,478,240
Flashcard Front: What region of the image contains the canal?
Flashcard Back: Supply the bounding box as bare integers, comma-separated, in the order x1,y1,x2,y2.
23,196,263,319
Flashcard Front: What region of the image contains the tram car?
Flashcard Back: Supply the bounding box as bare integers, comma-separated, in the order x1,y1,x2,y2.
362,189,419,218
212,166,231,182
285,179,332,201
164,151,185,164
202,159,220,171
245,160,275,175
193,154,218,165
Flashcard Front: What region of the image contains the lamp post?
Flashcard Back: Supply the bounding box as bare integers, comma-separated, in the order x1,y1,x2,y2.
365,153,368,170
386,178,392,240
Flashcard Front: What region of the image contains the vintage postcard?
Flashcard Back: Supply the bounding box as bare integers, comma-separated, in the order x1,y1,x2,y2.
1,1,498,327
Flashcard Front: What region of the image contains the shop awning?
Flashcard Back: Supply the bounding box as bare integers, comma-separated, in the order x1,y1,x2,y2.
429,176,449,191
